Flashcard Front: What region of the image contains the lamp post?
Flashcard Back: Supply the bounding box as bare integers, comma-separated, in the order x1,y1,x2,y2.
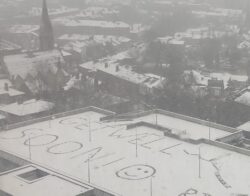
198,145,201,179
28,134,32,160
150,175,154,196
135,125,138,158
88,117,92,142
207,118,211,140
87,155,91,183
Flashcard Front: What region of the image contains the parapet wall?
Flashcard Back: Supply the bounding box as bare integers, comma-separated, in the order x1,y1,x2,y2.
101,109,239,135
1,106,115,131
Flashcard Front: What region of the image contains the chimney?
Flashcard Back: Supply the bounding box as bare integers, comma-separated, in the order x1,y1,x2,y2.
4,83,8,91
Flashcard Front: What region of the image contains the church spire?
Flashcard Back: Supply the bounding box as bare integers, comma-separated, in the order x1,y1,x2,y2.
39,0,54,51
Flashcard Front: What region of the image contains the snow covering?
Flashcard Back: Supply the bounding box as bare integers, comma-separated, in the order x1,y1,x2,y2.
53,18,130,29
0,88,24,97
235,91,250,107
72,6,119,19
0,99,54,116
0,79,24,97
0,39,21,51
29,6,78,17
59,34,130,44
80,52,164,89
0,109,248,196
190,70,248,88
4,50,65,79
0,165,91,196
238,121,250,132
9,25,39,34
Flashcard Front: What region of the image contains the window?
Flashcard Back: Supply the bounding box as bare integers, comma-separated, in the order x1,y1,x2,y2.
18,169,49,182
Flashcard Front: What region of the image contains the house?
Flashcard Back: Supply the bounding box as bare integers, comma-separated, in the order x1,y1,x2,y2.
79,52,165,98
3,49,71,95
0,99,54,123
0,79,25,104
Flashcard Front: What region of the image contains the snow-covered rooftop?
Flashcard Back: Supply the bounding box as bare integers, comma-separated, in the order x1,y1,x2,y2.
29,6,78,17
0,79,24,97
0,88,24,97
235,91,250,107
0,109,248,195
0,99,54,116
189,70,248,88
80,52,164,89
53,18,130,28
4,49,65,79
0,39,21,51
0,165,92,196
9,25,39,34
238,121,250,132
59,34,130,44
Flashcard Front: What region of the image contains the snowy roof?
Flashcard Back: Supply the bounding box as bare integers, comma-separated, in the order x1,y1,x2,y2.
189,70,248,88
158,36,185,45
235,91,250,107
4,50,65,79
0,109,248,195
72,6,119,19
0,88,24,97
0,39,21,51
0,165,92,196
0,99,54,116
9,25,39,34
53,18,130,28
0,79,24,97
59,34,130,44
238,121,250,131
80,52,164,89
29,6,78,17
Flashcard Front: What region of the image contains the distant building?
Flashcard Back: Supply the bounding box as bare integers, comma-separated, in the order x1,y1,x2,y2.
0,99,54,123
80,52,165,98
0,79,25,104
3,50,70,95
0,39,22,55
53,18,130,36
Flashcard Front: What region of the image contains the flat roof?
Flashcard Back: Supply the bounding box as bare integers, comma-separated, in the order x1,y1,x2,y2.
0,99,54,116
0,109,249,195
0,165,92,196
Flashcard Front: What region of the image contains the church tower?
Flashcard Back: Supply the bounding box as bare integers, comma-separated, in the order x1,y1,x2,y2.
39,0,54,51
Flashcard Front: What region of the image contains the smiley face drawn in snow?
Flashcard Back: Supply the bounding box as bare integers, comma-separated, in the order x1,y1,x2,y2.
116,164,156,180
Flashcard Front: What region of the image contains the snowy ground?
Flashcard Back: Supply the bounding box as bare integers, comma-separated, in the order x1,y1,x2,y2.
0,110,249,196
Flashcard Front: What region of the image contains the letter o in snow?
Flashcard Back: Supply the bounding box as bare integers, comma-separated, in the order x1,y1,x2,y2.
24,134,59,146
47,141,83,155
